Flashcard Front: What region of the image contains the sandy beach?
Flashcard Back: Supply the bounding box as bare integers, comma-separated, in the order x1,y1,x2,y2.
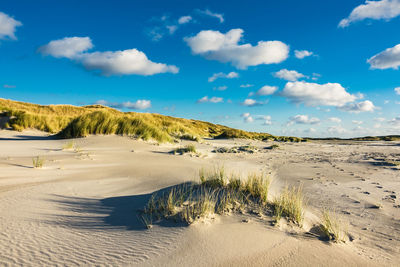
0,129,399,266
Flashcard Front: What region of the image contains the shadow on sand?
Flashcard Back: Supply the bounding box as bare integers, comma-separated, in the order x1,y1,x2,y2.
44,183,194,231
0,134,59,141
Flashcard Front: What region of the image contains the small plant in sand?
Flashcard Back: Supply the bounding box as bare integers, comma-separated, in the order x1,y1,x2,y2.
320,209,345,242
272,184,305,226
141,167,272,228
172,144,197,155
32,156,45,168
62,140,75,150
270,144,279,149
74,144,82,153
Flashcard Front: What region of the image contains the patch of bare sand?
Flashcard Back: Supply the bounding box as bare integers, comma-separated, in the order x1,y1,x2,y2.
0,130,398,266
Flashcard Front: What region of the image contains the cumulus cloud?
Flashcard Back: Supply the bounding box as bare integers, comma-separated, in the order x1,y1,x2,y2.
374,117,386,122
166,25,178,34
339,0,400,28
328,117,342,123
208,71,238,82
389,115,400,126
367,44,400,69
304,128,317,134
184,29,289,69
241,112,254,123
256,115,272,125
0,12,22,40
95,99,151,110
213,85,228,91
294,50,313,59
311,73,321,81
327,125,347,135
352,120,364,125
197,96,223,103
39,37,178,76
273,69,305,81
338,100,376,113
240,84,254,88
241,98,265,107
255,85,278,96
395,87,400,94
38,37,93,58
288,115,320,126
178,15,192,24
281,81,356,107
198,9,224,23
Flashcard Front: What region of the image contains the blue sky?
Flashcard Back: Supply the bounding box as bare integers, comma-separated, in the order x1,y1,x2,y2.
0,0,400,137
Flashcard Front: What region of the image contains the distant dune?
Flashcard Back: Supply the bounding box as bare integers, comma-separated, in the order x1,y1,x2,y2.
0,98,304,142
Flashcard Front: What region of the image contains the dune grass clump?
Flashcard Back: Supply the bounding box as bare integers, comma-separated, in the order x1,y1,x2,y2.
32,156,45,168
141,167,273,228
62,140,75,150
199,166,228,188
320,209,345,242
243,173,271,204
172,144,197,155
273,184,305,226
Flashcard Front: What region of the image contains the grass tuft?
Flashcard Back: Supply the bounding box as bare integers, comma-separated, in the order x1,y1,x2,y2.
32,156,45,168
320,209,345,242
273,184,305,226
62,140,75,150
172,144,197,155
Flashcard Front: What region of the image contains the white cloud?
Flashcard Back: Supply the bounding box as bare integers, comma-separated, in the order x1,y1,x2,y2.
241,98,264,107
213,85,228,91
184,29,289,69
208,71,238,82
178,16,192,24
395,87,400,94
38,37,93,59
311,73,321,81
367,44,400,69
241,112,254,123
255,85,278,96
328,117,342,123
389,116,400,126
339,0,400,28
374,117,386,122
352,120,364,125
304,128,317,134
0,12,22,40
327,125,347,135
240,84,254,88
294,50,313,59
166,25,178,34
198,9,224,23
39,37,178,76
288,115,320,126
95,99,151,110
281,81,356,107
3,84,16,88
256,115,272,125
273,69,305,81
197,96,223,103
339,100,377,113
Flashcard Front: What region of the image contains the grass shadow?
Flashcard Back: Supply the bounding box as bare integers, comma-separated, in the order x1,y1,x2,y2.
44,183,194,231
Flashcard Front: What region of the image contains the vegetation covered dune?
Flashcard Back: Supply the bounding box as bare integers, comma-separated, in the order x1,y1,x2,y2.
0,98,303,143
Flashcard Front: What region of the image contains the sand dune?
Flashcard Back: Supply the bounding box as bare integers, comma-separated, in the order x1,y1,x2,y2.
0,129,399,266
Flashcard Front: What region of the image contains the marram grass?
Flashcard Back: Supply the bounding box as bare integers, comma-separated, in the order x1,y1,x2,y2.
0,98,305,143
